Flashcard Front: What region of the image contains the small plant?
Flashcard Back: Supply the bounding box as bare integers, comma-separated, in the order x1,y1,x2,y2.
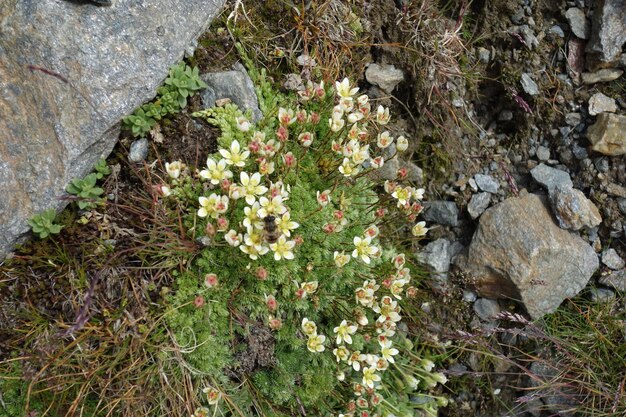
123,62,207,137
28,208,63,239
66,173,104,210
93,158,111,179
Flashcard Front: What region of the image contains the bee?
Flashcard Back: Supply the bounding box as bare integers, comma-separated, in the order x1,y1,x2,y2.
263,215,281,244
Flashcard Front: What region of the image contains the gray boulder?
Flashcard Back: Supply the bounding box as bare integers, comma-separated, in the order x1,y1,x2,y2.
458,191,599,319
586,0,626,69
0,0,224,258
200,63,263,122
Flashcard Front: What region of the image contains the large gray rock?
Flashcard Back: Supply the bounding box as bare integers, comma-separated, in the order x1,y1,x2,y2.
200,63,263,122
458,192,599,319
586,0,626,69
0,0,224,258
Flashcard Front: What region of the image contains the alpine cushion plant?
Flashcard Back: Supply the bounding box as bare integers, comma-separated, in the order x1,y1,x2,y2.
158,74,446,416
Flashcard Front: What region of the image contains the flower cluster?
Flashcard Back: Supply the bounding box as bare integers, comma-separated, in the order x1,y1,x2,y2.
159,74,442,417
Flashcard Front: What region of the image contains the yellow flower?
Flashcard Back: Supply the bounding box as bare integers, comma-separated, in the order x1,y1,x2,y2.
411,221,428,237
307,334,326,353
270,235,295,260
219,140,250,167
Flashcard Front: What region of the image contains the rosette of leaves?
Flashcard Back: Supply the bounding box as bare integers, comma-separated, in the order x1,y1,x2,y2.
28,208,63,239
66,173,104,210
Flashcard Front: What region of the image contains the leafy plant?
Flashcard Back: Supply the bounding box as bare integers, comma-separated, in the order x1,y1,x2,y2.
66,173,104,210
93,158,111,179
28,208,63,239
123,62,208,137
157,72,445,416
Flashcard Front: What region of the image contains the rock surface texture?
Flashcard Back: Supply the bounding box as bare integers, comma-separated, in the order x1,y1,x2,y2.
586,0,626,69
459,192,599,319
587,113,626,155
0,0,224,258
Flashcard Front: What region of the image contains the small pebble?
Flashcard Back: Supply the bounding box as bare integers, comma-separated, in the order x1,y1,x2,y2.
128,138,149,162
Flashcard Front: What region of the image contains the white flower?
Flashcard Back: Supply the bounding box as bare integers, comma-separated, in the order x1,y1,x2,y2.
333,320,358,345
411,187,425,201
278,107,296,126
160,185,171,197
198,194,229,218
348,351,365,371
329,117,345,132
335,78,359,98
317,190,331,207
277,212,299,237
307,334,326,353
243,202,262,231
333,251,350,267
376,131,393,148
236,116,251,132
339,158,358,177
333,345,350,362
269,235,295,261
396,135,409,152
301,318,317,335
362,366,381,389
258,195,287,218
411,221,428,237
380,339,399,363
391,186,412,206
298,131,314,147
239,172,268,205
219,140,250,167
352,236,379,264
376,105,391,125
199,158,233,185
224,229,242,247
370,156,384,169
347,111,365,124
202,386,221,405
351,144,370,165
165,161,183,179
